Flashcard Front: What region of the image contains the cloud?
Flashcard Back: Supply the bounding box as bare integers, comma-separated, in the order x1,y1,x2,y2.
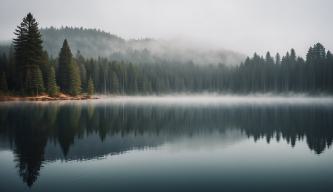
0,0,332,56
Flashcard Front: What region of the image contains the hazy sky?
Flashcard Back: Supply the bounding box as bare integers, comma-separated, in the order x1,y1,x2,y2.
0,0,332,56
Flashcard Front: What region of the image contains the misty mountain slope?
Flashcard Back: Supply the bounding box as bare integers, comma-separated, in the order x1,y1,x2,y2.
41,27,126,58
41,27,246,65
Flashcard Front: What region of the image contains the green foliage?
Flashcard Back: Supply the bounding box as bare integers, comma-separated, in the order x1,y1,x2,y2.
87,77,94,96
126,64,138,94
76,51,87,92
47,66,59,97
68,60,81,96
13,13,45,95
3,41,333,95
31,67,44,96
57,39,72,93
77,43,333,94
57,39,82,96
40,51,50,86
23,66,44,96
3,16,333,96
110,71,119,93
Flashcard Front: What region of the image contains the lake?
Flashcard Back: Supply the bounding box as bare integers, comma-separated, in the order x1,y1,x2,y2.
0,95,333,192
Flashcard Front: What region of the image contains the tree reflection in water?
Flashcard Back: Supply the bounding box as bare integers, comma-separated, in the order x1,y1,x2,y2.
0,101,332,186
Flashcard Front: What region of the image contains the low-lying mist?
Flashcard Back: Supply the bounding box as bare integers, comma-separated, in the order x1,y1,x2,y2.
89,93,333,106
40,27,246,66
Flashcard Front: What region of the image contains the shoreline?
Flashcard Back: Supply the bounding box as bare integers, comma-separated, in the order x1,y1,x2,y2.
1,93,332,102
0,94,98,102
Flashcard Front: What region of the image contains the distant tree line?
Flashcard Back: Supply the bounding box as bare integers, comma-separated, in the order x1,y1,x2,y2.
59,44,333,94
0,13,332,95
234,45,333,93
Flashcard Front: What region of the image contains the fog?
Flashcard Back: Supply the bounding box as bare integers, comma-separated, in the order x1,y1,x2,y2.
96,95,333,106
1,0,332,56
40,28,246,65
26,94,330,106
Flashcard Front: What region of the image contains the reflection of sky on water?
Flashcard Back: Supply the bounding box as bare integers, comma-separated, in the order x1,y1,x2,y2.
0,97,332,191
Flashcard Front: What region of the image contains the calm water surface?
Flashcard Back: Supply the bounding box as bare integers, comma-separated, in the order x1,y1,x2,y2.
0,96,333,192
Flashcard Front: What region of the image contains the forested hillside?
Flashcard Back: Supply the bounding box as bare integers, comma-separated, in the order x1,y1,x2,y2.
0,13,332,96
40,27,245,66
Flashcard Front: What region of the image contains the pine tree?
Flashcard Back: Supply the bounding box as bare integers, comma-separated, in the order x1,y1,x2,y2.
76,51,87,92
313,43,326,61
30,67,44,96
57,39,81,96
111,71,119,93
265,52,274,65
327,51,333,92
24,69,32,94
290,49,296,62
275,53,281,65
87,77,94,96
68,60,81,96
57,39,72,93
40,51,49,86
22,67,44,96
13,13,45,95
47,66,59,97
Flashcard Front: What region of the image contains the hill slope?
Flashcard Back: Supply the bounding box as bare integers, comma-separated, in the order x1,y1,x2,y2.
41,27,245,65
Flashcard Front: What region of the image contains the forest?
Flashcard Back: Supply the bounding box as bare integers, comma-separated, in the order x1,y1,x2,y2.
0,13,332,96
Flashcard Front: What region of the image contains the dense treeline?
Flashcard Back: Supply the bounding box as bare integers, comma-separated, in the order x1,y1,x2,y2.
235,46,333,93
63,44,333,94
0,13,332,95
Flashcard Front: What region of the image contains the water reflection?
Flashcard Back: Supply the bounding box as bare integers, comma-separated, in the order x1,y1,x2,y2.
0,100,332,187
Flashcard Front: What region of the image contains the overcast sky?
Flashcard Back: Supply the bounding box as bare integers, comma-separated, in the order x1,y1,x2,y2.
0,0,332,56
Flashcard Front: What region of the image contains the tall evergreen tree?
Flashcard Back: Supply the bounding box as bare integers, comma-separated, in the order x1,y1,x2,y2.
76,51,87,92
87,77,94,96
40,51,49,86
290,49,296,62
265,52,274,65
47,66,59,97
31,67,44,96
57,39,72,93
13,13,45,95
57,39,81,95
275,53,281,65
110,71,119,93
68,60,81,96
